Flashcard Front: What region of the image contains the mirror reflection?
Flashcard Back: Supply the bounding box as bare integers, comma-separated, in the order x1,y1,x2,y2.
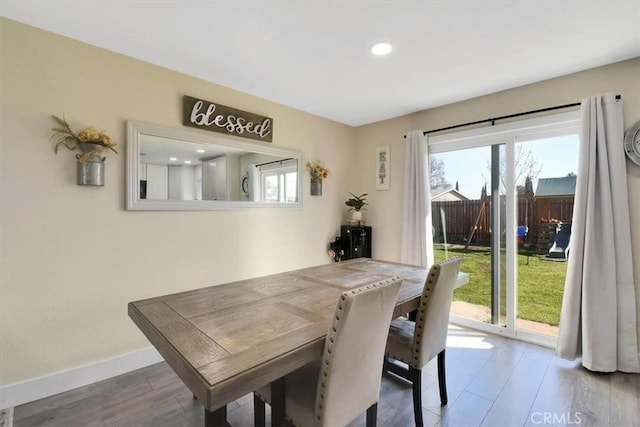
126,121,303,210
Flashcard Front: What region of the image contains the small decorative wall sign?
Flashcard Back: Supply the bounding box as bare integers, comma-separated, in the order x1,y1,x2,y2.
183,95,273,142
376,146,390,190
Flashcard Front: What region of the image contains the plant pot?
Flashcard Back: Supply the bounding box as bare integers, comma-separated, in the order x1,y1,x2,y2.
76,144,106,186
76,156,105,186
311,179,322,196
352,210,362,221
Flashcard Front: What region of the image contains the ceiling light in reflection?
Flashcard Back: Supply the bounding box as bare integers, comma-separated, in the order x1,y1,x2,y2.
371,42,393,56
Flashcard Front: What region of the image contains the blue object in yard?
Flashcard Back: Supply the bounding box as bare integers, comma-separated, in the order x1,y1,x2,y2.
548,223,572,259
517,225,528,245
517,226,528,238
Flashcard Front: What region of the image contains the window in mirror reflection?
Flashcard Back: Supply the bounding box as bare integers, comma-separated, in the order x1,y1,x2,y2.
260,160,298,203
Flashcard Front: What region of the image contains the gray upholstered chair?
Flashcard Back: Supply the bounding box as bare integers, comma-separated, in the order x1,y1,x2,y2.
383,257,462,427
254,276,403,427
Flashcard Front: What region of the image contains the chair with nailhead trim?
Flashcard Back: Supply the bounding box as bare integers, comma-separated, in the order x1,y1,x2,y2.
253,276,403,427
383,257,462,427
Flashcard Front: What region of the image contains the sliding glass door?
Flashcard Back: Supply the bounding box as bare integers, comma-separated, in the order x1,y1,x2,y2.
428,112,580,345
431,145,506,328
513,134,579,339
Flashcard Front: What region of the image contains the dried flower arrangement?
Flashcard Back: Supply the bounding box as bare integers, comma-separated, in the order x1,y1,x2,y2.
50,115,118,162
306,160,329,183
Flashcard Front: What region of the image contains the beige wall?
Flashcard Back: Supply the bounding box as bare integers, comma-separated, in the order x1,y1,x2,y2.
354,57,640,345
0,18,356,385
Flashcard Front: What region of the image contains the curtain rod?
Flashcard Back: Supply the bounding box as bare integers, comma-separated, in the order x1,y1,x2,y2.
404,94,622,138
256,157,294,167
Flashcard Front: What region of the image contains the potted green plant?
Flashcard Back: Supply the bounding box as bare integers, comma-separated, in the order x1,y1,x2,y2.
345,192,368,221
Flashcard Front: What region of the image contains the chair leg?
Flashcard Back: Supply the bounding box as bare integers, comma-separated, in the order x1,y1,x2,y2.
366,403,377,427
437,349,448,406
382,356,391,375
384,358,424,427
253,394,266,427
409,366,423,427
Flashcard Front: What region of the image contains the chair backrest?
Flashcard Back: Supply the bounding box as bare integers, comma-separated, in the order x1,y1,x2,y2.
411,257,462,369
314,277,403,427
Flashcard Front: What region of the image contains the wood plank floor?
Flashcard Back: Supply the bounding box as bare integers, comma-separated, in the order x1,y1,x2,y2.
12,325,640,427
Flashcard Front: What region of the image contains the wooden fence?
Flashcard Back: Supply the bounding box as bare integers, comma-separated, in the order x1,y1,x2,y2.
431,196,574,248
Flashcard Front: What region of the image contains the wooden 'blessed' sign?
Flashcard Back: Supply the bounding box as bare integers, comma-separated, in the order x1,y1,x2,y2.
183,95,273,142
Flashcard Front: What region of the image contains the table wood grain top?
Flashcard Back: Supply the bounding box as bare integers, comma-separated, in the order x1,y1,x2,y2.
128,258,444,412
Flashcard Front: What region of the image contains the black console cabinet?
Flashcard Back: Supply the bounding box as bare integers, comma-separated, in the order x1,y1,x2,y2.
340,225,372,260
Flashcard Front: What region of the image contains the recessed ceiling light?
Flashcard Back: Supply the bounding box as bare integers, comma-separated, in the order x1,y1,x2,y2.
169,157,177,161
371,42,393,56
184,160,192,164
196,149,205,153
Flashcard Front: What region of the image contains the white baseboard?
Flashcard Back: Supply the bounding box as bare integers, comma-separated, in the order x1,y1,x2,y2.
0,347,162,409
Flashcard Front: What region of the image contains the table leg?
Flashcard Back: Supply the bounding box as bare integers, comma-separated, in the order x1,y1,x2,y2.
204,405,230,427
271,377,286,426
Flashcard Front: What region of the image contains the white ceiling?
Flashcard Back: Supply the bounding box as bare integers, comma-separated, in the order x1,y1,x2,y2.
2,1,639,127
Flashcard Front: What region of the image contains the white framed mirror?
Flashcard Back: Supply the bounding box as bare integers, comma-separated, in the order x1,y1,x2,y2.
126,121,303,210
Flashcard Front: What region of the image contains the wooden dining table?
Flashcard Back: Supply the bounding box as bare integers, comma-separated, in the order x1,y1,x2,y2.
128,258,469,426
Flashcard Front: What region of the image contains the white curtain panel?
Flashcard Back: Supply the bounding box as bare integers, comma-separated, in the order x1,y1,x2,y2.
400,130,434,267
557,93,639,373
248,164,261,202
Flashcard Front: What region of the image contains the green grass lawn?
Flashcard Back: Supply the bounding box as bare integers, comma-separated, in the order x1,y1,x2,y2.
434,244,566,326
